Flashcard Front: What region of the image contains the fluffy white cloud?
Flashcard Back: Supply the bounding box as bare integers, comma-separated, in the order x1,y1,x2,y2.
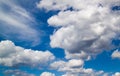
38,0,120,60
4,70,35,76
40,72,55,76
0,0,40,46
112,72,120,76
37,0,120,75
67,59,84,68
50,59,84,70
62,70,109,76
0,40,55,66
49,7,119,58
111,50,120,59
65,50,91,60
37,0,120,11
50,60,109,76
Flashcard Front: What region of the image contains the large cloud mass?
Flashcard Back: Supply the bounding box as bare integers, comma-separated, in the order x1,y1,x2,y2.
0,40,55,67
38,0,120,60
37,0,120,76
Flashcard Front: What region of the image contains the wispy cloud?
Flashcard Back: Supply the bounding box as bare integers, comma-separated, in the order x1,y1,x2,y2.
0,0,40,46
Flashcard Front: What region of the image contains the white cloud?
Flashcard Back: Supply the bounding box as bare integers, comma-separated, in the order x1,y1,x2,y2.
4,70,35,76
0,40,55,67
50,59,84,70
49,7,120,57
50,60,66,70
111,50,120,59
50,60,109,76
37,0,120,11
65,50,91,60
37,0,120,75
112,72,120,76
37,0,120,76
67,59,84,68
38,0,120,60
0,0,40,46
40,72,55,76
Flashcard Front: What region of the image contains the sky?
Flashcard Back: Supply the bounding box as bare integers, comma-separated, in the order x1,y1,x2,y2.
0,0,120,76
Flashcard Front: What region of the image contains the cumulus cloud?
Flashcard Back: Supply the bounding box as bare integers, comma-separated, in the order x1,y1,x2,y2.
50,59,109,76
37,0,120,60
0,0,40,46
37,0,120,75
50,59,85,75
50,59,84,70
37,0,120,11
65,50,91,60
0,40,55,67
111,49,120,59
40,72,55,76
4,69,35,76
62,70,109,76
112,72,120,76
49,6,120,58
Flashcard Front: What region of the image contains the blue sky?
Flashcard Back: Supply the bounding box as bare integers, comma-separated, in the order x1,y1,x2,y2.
0,0,120,76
